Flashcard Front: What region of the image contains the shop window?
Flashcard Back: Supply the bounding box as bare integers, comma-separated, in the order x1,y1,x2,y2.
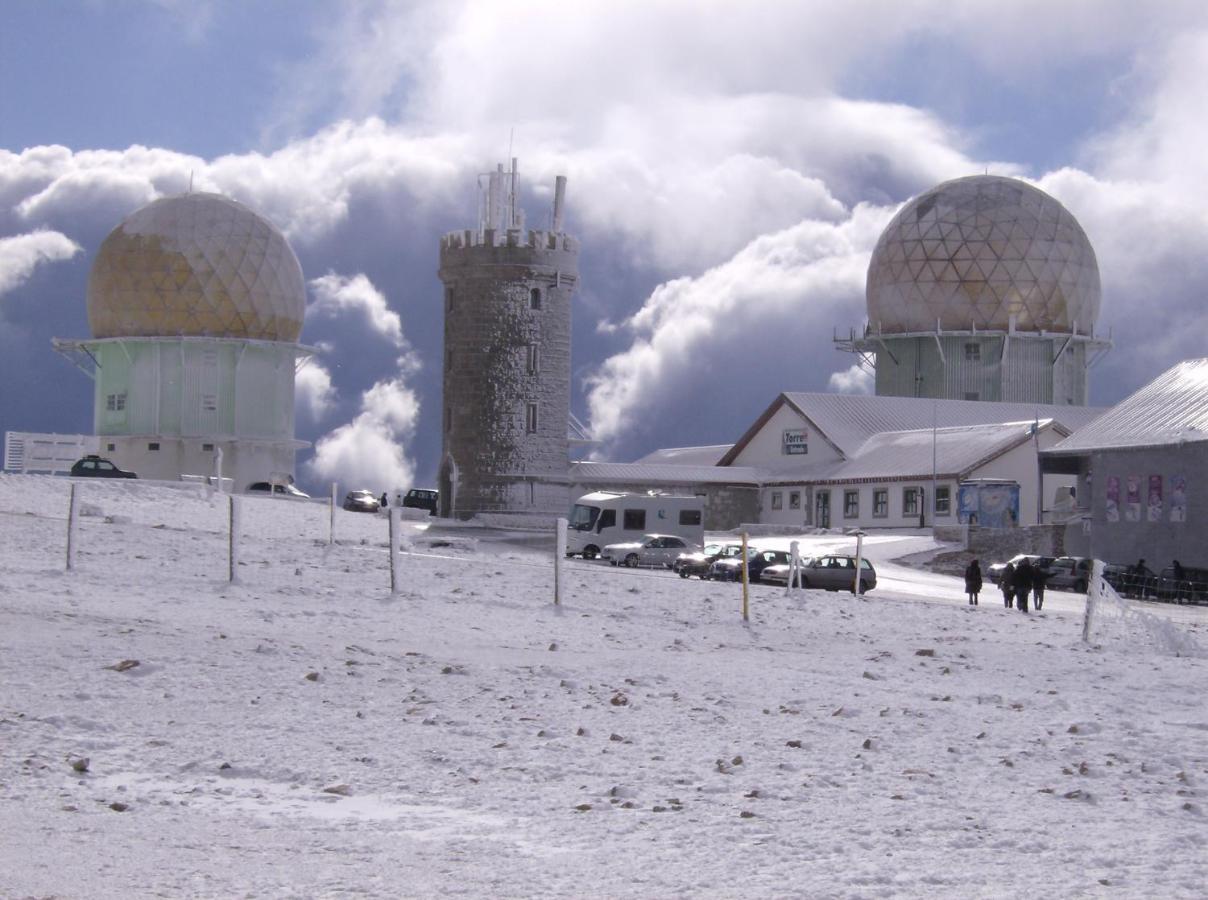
771,491,783,510
873,489,888,517
789,491,801,510
844,490,859,518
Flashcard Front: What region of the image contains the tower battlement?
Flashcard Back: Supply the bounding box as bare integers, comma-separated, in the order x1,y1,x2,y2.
441,228,579,254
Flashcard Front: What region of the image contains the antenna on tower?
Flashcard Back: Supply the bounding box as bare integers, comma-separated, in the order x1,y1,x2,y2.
188,170,194,193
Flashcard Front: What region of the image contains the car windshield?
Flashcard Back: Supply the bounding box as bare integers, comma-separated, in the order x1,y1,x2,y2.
569,504,600,531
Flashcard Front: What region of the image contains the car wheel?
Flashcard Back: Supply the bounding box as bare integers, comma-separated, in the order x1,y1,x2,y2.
797,576,810,589
625,553,639,568
583,546,599,560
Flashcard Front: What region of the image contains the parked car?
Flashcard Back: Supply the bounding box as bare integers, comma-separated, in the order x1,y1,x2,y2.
706,548,792,583
762,554,877,593
69,455,137,479
1043,556,1092,593
986,554,1055,585
673,542,743,579
1154,565,1208,605
603,534,699,568
247,482,310,500
401,488,439,515
342,490,380,513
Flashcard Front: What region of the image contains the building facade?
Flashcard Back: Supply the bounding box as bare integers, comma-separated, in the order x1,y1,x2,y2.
438,161,578,520
53,192,312,489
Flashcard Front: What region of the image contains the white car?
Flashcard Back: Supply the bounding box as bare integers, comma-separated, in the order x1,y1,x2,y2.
602,534,699,568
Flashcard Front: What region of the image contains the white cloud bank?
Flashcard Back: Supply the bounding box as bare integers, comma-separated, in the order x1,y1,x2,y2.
0,230,81,298
308,272,406,347
295,361,337,423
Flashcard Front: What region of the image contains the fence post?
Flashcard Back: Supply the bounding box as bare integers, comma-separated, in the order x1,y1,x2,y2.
853,530,866,596
741,531,750,622
786,539,800,596
389,506,401,594
555,517,567,605
65,483,79,571
329,482,337,546
1082,559,1104,643
228,494,241,583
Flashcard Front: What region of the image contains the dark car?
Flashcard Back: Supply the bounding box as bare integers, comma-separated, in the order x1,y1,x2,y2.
1044,556,1092,593
247,481,310,500
1154,565,1208,605
674,542,742,579
763,554,877,593
402,488,438,515
707,548,792,583
987,554,1055,585
70,455,137,479
342,490,380,513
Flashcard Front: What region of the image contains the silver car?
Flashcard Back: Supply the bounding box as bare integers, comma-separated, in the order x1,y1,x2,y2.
761,555,877,593
603,534,699,568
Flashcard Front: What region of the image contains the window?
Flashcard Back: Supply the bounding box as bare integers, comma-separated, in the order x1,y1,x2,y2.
598,509,616,530
623,509,646,531
935,485,951,516
445,288,455,310
874,489,888,517
202,443,214,452
844,490,859,518
525,402,538,433
771,491,783,510
529,287,542,310
678,510,702,526
526,344,540,375
202,394,217,412
789,491,801,510
106,392,127,412
964,391,980,401
148,442,160,451
964,342,981,361
903,487,919,516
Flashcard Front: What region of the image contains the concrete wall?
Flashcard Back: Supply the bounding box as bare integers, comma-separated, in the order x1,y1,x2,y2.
439,231,578,519
1085,443,1207,569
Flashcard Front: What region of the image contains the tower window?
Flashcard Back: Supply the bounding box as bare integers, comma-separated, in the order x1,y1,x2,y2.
202,394,217,412
525,402,538,433
526,344,540,375
529,288,542,310
964,343,981,361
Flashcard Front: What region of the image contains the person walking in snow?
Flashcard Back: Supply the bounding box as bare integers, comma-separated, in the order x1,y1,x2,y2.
1032,563,1048,611
1014,558,1032,613
1001,562,1016,609
380,492,388,509
964,559,983,605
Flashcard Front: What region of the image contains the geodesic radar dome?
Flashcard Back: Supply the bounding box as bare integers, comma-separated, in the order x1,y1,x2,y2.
87,192,305,341
866,175,1100,334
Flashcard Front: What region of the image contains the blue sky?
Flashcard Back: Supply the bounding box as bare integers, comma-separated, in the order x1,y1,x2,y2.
4,1,1208,492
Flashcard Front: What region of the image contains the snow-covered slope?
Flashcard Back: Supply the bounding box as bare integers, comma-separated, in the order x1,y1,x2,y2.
1,474,1205,898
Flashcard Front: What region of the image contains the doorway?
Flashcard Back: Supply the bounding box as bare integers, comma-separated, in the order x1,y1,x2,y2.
815,490,830,529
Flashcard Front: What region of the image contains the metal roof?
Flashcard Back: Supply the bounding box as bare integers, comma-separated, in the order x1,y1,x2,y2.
631,445,732,466
1046,358,1208,454
570,461,760,486
776,393,1104,458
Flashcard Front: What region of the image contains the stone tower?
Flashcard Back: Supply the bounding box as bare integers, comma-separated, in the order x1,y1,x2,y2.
438,160,579,520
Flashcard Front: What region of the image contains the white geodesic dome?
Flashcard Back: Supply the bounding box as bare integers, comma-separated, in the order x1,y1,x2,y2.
866,175,1100,334
87,192,305,342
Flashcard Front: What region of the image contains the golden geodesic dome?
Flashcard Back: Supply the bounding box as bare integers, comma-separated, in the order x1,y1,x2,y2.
87,192,305,341
866,175,1100,334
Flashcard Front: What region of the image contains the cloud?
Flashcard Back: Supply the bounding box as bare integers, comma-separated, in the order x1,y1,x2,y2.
584,203,892,454
295,361,337,423
0,230,81,298
306,374,421,492
828,364,874,395
308,271,405,347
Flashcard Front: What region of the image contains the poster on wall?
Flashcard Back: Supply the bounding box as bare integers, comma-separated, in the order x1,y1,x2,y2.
1105,476,1120,522
1147,475,1163,522
1125,474,1141,522
1170,475,1187,523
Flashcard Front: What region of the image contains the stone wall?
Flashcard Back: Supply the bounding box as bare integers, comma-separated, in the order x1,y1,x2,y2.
935,523,1065,560
439,231,578,519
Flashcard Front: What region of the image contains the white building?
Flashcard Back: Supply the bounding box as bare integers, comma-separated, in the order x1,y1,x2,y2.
51,192,314,489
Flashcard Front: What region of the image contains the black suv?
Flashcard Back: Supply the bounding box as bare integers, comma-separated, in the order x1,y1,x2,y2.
402,488,438,515
70,455,137,479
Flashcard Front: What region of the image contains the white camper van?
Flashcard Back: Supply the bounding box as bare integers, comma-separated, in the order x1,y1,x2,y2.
566,491,705,559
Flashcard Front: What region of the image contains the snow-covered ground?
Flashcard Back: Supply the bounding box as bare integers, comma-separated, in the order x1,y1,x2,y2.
2,473,1205,898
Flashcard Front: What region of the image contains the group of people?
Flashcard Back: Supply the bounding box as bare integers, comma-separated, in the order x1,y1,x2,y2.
961,558,1047,612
